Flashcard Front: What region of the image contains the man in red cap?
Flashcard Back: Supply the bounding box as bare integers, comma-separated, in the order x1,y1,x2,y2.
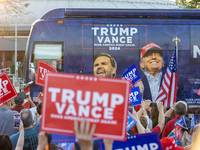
139,42,185,102
161,137,185,150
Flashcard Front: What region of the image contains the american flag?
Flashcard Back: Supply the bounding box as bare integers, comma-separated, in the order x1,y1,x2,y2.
155,46,177,107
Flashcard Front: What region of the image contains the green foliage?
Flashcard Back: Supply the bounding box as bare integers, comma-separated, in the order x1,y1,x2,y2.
24,3,30,8
175,0,200,9
0,0,31,15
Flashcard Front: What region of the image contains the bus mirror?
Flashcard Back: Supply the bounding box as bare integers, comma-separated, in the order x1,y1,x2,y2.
29,62,36,82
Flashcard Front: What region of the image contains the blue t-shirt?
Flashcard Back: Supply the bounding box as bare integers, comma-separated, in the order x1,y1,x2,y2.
10,128,38,150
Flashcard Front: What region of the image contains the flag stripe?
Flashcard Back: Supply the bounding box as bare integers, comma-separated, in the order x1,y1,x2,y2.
170,73,176,106
164,73,169,85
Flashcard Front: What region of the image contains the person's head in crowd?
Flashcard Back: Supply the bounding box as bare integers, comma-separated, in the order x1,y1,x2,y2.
20,109,33,128
161,137,184,150
37,102,42,116
150,106,159,119
175,101,187,116
93,53,117,78
0,134,13,150
1,101,12,109
14,93,25,106
20,91,27,98
181,117,191,147
134,116,148,133
140,42,164,77
133,81,144,95
150,106,159,128
166,107,176,118
189,124,200,150
38,92,43,103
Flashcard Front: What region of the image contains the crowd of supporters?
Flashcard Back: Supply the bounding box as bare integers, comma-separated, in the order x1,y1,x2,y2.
1,91,200,150
1,49,200,150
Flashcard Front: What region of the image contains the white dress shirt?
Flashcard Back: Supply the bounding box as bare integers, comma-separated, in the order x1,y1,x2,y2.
144,72,162,102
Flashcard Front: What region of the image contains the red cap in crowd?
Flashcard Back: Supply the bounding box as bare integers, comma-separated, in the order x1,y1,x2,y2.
160,137,184,150
140,42,163,60
38,92,44,100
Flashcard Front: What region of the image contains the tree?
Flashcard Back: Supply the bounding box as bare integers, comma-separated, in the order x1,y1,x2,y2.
0,0,30,15
0,0,31,36
175,0,200,9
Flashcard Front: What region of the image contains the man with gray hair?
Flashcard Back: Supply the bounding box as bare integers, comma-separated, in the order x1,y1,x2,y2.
139,42,185,102
10,109,39,150
162,101,188,138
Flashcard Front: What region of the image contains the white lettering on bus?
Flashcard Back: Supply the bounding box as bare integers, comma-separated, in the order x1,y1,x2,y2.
193,45,200,58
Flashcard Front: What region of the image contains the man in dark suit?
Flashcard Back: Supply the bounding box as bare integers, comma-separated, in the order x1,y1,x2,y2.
139,42,185,102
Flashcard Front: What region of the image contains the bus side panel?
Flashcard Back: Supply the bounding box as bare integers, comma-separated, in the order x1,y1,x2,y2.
65,18,94,75
27,19,66,100
26,16,200,105
90,18,199,105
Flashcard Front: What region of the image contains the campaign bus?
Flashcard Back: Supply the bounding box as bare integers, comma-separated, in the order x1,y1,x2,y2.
22,8,200,107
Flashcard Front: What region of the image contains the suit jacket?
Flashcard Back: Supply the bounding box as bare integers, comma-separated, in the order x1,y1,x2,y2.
140,71,186,102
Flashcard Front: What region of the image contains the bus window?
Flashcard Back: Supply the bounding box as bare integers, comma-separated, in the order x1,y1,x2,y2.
32,43,64,73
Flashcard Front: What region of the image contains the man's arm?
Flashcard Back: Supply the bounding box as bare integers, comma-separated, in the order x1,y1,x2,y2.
103,139,114,150
156,102,165,132
27,95,36,108
137,100,151,118
132,107,145,134
165,102,176,117
15,121,24,150
37,132,48,150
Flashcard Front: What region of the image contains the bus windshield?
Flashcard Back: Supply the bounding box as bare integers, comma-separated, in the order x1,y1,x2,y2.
29,43,64,82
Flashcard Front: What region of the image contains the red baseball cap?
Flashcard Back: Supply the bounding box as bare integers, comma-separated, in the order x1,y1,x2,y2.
38,92,44,100
160,137,184,150
140,42,163,60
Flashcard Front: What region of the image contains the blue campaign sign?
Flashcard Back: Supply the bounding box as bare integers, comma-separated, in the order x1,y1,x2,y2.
174,116,186,128
99,132,163,150
129,86,142,106
51,133,76,143
191,114,197,131
57,142,74,150
122,63,141,86
127,111,137,132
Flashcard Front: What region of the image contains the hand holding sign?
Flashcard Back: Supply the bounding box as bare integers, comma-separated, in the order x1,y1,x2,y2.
41,73,130,141
141,100,151,110
129,86,142,106
122,63,141,86
127,112,137,132
74,119,96,150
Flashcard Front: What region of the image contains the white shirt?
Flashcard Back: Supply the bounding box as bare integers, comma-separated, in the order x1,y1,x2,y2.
30,107,37,124
144,72,162,102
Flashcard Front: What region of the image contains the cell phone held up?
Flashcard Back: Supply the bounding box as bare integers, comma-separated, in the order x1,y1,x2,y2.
150,103,157,107
14,113,20,127
25,94,29,99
